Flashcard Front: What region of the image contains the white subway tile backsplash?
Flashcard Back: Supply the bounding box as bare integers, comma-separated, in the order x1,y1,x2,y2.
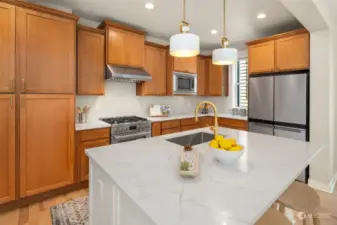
76,82,232,121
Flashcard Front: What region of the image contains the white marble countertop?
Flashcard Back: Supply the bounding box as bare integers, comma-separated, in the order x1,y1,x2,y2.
86,128,323,225
75,121,111,131
147,113,247,122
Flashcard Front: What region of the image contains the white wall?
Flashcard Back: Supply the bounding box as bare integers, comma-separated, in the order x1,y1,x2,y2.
281,0,337,192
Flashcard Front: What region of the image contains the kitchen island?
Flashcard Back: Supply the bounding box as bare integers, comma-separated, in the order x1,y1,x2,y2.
86,127,323,225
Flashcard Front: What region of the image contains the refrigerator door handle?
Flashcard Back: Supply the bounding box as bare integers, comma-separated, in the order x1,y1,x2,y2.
274,125,304,133
250,122,274,128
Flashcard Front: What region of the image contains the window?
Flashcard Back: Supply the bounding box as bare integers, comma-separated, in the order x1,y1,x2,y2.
235,58,248,108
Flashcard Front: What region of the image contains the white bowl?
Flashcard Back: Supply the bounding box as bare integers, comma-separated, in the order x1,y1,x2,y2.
210,146,244,164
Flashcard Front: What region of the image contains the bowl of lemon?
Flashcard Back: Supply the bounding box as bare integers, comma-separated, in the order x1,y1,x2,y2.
209,135,244,164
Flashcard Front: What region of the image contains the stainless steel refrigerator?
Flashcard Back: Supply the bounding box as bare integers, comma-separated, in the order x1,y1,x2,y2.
248,72,309,182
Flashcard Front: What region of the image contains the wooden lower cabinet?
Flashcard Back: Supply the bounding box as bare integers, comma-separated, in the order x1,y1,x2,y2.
0,95,15,204
219,118,248,131
151,122,161,137
76,128,110,182
78,138,109,181
161,128,181,135
200,116,214,127
181,124,200,131
19,94,75,197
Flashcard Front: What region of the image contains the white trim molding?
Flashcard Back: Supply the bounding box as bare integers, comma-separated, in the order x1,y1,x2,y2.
309,172,337,193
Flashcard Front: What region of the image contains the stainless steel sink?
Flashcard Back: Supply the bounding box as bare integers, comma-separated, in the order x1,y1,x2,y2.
166,132,223,147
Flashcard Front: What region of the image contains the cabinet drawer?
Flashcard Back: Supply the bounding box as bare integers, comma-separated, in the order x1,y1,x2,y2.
181,124,200,131
219,118,247,130
161,127,181,135
181,118,199,126
79,128,110,142
161,120,180,129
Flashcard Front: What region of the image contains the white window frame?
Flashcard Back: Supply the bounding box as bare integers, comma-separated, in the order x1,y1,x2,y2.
232,57,248,109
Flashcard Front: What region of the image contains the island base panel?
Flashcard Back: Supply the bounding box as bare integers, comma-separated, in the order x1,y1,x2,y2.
89,161,156,225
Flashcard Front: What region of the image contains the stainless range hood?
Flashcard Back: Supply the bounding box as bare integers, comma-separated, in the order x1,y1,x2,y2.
105,65,152,83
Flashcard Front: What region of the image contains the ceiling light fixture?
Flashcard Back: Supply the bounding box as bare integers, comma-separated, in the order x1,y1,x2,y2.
210,29,218,35
257,13,266,19
212,0,237,65
145,2,155,10
170,0,200,58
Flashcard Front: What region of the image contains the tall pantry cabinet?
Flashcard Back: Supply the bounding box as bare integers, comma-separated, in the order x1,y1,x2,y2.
0,0,78,201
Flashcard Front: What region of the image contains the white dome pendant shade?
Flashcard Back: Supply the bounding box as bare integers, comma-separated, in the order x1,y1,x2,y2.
169,0,200,57
212,39,237,65
170,33,200,57
212,0,237,65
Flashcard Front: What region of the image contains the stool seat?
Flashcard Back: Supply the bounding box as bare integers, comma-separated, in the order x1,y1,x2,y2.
278,181,320,214
255,208,292,225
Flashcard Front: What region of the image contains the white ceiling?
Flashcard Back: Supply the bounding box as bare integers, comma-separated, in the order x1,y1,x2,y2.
32,0,303,51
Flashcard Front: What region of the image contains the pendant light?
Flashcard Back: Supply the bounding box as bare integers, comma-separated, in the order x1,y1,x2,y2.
170,0,200,57
212,0,237,65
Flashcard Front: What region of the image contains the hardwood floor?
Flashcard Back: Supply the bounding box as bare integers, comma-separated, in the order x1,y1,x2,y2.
0,189,88,225
0,186,336,225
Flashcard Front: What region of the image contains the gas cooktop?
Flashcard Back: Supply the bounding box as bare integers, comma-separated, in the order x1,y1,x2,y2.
101,116,148,125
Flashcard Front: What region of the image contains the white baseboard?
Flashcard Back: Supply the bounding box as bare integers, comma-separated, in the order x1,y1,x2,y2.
309,172,337,193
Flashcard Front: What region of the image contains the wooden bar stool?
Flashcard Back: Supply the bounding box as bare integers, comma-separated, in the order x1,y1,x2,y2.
255,208,292,225
277,181,320,225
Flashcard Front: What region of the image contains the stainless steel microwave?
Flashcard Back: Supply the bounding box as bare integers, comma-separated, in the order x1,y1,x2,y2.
173,72,197,95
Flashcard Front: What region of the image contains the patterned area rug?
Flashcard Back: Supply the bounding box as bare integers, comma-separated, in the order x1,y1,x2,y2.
50,196,89,225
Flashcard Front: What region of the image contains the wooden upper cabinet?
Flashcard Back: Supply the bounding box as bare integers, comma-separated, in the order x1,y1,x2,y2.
0,95,15,204
106,26,127,66
208,62,223,96
103,20,145,68
276,33,309,71
16,7,76,94
126,32,145,68
77,26,105,95
247,29,310,74
20,94,74,197
197,56,208,96
137,43,167,96
173,56,197,74
248,40,275,74
0,3,15,93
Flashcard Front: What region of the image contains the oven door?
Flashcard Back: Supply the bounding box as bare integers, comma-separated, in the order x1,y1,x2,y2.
111,131,151,144
173,72,197,95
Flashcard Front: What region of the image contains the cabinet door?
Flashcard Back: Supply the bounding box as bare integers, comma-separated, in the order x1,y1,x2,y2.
200,116,213,127
20,94,74,197
197,57,207,96
248,41,275,74
156,48,167,95
276,33,309,71
16,8,75,94
0,95,15,204
126,32,145,68
140,45,157,95
77,29,105,95
106,27,127,66
208,63,223,96
173,57,197,73
151,122,161,137
78,138,109,181
0,3,15,93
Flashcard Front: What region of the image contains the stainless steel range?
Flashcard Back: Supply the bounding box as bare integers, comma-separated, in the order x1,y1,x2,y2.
100,116,151,144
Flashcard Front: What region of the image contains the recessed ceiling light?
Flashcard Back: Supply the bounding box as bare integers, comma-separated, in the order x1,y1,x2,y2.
210,29,218,35
257,13,266,19
145,2,155,10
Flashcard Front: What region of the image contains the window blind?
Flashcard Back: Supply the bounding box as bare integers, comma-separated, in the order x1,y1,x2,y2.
236,58,248,108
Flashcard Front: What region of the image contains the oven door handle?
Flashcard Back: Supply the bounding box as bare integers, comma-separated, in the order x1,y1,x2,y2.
113,131,151,141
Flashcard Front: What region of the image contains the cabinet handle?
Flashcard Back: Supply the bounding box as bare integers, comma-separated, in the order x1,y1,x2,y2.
10,96,13,109
22,79,26,91
10,79,14,92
